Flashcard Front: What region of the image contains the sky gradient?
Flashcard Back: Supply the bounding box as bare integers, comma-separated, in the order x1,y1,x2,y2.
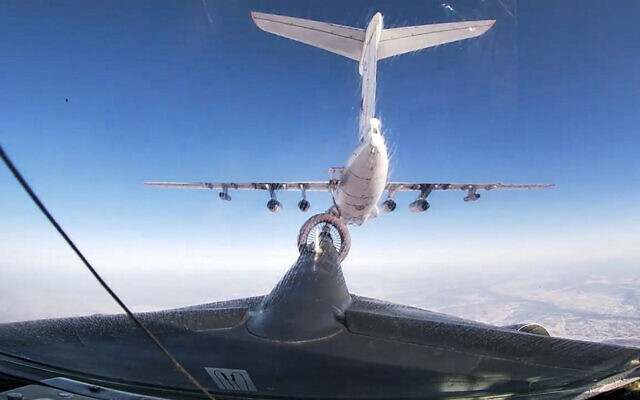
1,1,639,319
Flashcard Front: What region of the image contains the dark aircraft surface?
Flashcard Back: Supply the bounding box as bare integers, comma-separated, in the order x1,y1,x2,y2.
0,234,639,399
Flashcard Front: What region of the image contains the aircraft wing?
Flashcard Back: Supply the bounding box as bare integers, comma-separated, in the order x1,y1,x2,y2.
386,182,554,202
145,181,554,195
386,182,555,192
144,181,337,191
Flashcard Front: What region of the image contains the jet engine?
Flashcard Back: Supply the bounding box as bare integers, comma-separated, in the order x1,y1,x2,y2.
267,199,282,213
409,199,429,213
464,193,480,202
381,198,396,212
298,199,310,212
218,192,231,201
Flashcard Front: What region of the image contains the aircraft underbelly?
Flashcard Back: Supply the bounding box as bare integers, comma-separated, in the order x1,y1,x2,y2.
336,140,388,224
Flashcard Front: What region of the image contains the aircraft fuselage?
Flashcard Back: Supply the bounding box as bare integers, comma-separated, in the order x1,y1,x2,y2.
334,13,388,225
335,119,388,225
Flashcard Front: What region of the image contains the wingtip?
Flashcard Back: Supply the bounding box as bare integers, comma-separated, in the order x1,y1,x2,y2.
250,11,261,24
483,19,497,32
250,11,268,30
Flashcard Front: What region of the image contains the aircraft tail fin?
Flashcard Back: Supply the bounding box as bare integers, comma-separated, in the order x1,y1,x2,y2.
377,20,495,59
251,12,365,61
251,12,496,139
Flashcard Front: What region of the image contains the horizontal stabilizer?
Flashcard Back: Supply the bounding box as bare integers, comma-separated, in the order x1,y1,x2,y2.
251,12,364,61
378,20,496,59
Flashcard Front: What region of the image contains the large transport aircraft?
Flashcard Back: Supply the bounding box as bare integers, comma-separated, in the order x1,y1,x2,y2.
145,11,553,226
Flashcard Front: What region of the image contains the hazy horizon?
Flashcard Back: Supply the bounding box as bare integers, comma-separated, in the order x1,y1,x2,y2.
1,0,639,348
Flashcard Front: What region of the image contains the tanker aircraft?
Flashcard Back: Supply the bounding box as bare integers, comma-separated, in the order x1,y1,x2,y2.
145,12,553,225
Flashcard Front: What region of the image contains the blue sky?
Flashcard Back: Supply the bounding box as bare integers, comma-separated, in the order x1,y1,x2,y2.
1,1,639,316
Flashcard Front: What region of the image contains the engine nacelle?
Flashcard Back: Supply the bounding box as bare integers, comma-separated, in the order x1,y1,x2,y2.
297,199,310,213
218,192,231,201
464,193,481,202
381,199,396,212
267,199,282,213
409,199,429,213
